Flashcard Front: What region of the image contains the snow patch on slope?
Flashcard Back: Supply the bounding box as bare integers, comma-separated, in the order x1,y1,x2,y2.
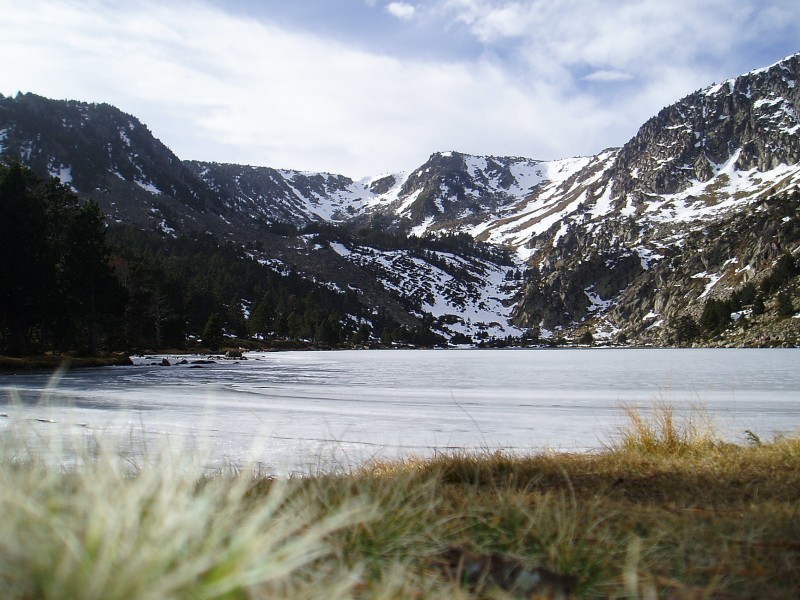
644,153,800,222
475,153,617,258
135,179,162,195
327,241,525,339
48,162,73,185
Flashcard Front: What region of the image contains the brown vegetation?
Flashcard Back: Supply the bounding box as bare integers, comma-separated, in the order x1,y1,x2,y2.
1,404,798,598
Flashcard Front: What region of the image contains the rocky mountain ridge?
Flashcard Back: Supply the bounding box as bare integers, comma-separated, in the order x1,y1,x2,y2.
1,52,799,346
512,53,800,344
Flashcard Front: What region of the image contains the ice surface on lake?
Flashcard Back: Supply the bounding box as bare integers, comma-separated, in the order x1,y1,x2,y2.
1,349,798,475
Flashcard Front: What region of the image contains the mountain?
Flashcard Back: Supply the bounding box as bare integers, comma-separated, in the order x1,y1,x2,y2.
513,53,800,344
0,94,528,342
1,53,799,347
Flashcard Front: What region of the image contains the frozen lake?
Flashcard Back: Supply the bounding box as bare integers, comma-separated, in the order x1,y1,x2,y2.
1,348,798,474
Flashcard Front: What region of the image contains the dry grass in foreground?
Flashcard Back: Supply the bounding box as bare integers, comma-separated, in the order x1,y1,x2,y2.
1,404,798,599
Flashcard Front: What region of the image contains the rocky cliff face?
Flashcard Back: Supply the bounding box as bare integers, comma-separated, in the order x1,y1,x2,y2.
609,53,800,202
513,54,800,344
607,190,800,345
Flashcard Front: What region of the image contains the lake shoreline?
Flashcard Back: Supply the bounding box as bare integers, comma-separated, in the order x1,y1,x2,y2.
3,340,795,373
0,353,133,371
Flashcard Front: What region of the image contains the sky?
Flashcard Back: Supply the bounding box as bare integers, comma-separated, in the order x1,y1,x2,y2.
1,0,799,178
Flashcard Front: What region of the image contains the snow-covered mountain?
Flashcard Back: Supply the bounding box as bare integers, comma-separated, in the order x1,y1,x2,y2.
512,52,800,343
184,160,379,224
2,52,799,345
377,150,619,256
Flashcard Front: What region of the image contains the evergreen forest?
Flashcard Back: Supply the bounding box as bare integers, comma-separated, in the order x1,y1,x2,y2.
0,164,441,357
0,163,124,356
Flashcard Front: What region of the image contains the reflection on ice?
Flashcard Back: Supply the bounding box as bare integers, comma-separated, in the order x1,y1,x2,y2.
1,349,798,475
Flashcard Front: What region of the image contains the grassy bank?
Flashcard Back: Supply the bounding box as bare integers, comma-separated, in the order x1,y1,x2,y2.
0,353,133,370
1,406,798,598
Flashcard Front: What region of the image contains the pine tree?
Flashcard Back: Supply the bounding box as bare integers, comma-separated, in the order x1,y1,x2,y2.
752,294,766,316
248,295,275,339
202,313,223,352
672,315,700,344
700,298,732,334
351,323,371,345
0,164,49,355
776,291,795,317
0,165,125,355
59,199,121,354
317,315,342,346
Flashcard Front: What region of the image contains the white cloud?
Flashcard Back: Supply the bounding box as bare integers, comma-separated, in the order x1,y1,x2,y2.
442,1,530,42
583,70,634,83
385,2,416,20
428,1,800,136
0,0,798,179
2,0,583,176
433,0,796,81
